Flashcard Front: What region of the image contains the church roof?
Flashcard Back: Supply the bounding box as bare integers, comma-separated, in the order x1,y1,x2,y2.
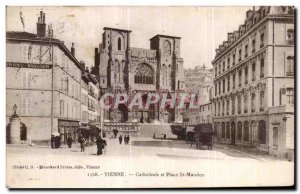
149,34,181,40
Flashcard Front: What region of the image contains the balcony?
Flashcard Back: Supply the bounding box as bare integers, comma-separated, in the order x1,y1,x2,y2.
268,104,294,114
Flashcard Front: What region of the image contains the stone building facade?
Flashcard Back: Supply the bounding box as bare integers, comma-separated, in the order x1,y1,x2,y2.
94,27,185,123
6,11,83,144
211,6,294,158
81,66,100,127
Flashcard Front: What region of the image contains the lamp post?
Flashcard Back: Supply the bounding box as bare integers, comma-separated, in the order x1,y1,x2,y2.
9,103,21,144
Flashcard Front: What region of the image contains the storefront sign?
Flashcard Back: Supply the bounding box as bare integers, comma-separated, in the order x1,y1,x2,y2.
6,62,52,69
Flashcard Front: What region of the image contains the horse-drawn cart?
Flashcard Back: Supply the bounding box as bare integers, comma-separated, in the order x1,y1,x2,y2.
191,124,214,150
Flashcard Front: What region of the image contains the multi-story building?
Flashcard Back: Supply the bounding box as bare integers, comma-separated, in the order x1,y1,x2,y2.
184,102,212,126
184,64,213,105
94,27,185,123
211,6,294,158
6,11,83,144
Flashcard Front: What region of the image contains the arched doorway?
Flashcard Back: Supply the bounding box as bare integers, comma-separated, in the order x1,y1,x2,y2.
258,120,267,144
231,122,236,145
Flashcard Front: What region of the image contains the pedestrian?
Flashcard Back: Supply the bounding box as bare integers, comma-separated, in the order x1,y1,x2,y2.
153,133,155,139
127,135,130,144
54,135,60,149
96,135,103,155
79,135,86,152
124,135,127,144
51,135,55,149
119,135,123,145
67,135,72,148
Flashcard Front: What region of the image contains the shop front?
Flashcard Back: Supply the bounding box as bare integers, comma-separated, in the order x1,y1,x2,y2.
58,120,80,144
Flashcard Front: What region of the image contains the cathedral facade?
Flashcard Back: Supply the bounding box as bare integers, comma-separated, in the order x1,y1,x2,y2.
94,27,185,123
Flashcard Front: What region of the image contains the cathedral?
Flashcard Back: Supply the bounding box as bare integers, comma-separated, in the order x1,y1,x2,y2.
94,27,185,123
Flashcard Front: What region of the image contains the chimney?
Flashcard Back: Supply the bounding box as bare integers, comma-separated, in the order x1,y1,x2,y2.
37,11,46,38
71,43,75,57
85,67,89,73
80,60,85,70
47,24,53,38
246,10,253,18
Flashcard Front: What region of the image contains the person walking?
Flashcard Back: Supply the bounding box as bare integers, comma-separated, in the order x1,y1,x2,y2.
67,135,72,148
127,135,130,144
78,135,86,152
96,135,103,155
119,135,123,145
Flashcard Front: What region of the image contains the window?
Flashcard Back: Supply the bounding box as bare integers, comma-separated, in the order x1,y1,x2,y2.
238,49,242,61
118,37,121,51
238,70,242,87
260,33,264,48
232,97,235,115
237,122,242,140
219,64,221,75
21,96,31,115
215,67,217,76
60,100,64,116
222,100,225,116
287,29,294,45
286,88,294,105
273,127,278,147
244,121,249,142
134,63,154,84
233,73,236,89
260,58,265,78
227,57,230,69
260,91,264,111
245,66,248,84
223,61,225,72
286,56,294,76
22,71,32,89
215,83,217,96
223,79,225,93
227,76,230,91
232,54,236,66
252,62,256,81
219,81,221,94
251,93,256,112
244,94,248,113
245,44,248,58
238,95,241,114
226,99,230,115
252,38,256,53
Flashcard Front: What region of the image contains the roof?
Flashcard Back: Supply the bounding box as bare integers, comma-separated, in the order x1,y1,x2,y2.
6,31,84,71
149,34,181,40
103,27,132,33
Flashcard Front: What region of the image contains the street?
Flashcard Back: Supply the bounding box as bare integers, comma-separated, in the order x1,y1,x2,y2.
6,137,294,188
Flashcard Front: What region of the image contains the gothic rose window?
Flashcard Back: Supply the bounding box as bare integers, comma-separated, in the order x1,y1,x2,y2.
163,40,171,56
134,63,154,84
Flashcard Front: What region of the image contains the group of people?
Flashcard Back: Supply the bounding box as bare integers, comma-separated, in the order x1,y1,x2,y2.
51,135,61,149
118,134,130,145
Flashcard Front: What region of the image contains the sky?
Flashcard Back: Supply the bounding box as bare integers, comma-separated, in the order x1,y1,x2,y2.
6,6,252,69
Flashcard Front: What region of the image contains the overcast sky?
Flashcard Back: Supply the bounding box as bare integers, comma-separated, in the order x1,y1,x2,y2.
6,6,252,69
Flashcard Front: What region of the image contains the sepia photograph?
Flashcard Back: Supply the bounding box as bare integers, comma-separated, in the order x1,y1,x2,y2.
5,5,295,188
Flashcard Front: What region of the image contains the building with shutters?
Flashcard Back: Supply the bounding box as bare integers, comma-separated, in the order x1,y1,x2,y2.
211,6,294,158
6,11,83,144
